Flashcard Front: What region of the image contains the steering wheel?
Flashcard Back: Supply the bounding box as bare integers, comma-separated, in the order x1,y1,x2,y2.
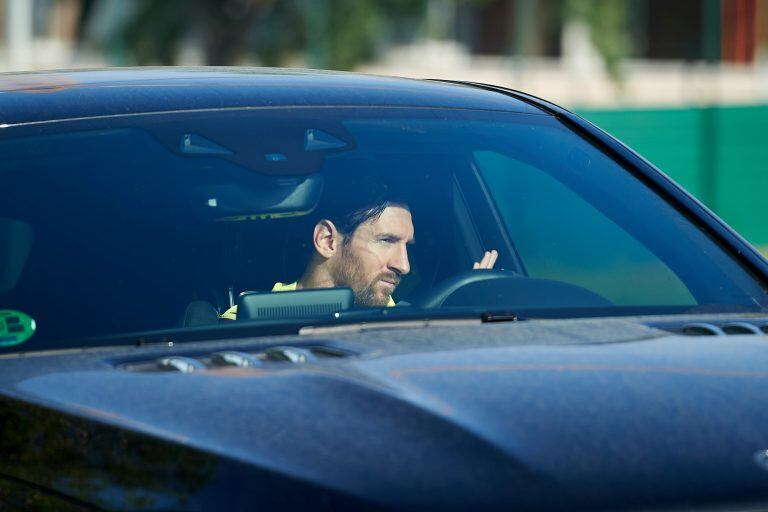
411,269,613,309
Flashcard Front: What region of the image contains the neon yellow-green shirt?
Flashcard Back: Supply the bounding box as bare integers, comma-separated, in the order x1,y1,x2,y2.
219,281,395,320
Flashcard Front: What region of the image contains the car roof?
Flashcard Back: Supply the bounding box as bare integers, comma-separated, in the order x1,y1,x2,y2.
0,67,545,126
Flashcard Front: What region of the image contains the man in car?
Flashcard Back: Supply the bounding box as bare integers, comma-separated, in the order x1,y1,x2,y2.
220,172,497,319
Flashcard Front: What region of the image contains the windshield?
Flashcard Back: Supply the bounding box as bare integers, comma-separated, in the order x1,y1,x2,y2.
2,106,766,351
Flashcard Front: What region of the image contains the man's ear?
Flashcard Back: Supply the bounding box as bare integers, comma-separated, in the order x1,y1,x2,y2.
313,219,342,259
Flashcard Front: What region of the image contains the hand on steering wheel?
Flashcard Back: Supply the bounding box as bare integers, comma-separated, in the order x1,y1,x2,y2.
473,249,498,270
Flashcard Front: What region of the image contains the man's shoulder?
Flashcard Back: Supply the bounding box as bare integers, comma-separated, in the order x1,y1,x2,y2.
220,305,237,320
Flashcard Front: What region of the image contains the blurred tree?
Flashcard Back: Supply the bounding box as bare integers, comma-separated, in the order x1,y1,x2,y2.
565,0,632,82
120,0,427,69
122,0,188,65
308,0,427,69
196,0,266,65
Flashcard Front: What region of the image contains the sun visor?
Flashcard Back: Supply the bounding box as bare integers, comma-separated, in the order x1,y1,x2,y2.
193,173,324,221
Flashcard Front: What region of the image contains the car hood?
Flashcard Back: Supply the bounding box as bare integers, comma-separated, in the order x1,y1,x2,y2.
3,317,768,510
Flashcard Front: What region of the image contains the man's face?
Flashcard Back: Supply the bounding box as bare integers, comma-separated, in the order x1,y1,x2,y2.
334,205,414,306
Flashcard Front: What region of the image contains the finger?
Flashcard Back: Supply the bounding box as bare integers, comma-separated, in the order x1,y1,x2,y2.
480,251,491,269
487,249,498,269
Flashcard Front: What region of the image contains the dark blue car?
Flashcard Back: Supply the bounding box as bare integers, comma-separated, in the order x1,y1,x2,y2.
1,68,768,511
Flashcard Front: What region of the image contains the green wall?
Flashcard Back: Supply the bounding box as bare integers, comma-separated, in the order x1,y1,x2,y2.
575,105,768,248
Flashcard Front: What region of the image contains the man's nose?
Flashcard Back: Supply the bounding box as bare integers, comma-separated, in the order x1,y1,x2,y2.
389,243,410,276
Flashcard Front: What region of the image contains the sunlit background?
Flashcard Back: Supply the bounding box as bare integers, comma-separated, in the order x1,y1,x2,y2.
1,0,767,249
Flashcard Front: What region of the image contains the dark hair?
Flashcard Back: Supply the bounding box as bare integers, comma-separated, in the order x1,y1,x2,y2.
334,200,404,244
313,160,408,242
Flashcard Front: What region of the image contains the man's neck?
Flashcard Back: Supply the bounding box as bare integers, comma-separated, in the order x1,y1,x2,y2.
297,260,337,290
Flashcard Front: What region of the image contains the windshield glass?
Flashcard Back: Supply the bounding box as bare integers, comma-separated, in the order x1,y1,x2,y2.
2,106,766,351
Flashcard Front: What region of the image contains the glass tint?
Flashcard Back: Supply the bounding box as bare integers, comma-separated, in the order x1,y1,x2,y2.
1,107,765,350
475,151,696,306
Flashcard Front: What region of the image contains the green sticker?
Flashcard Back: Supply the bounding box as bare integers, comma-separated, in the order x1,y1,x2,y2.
0,310,36,347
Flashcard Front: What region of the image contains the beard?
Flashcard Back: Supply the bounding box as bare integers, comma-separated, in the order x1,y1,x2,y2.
336,245,400,306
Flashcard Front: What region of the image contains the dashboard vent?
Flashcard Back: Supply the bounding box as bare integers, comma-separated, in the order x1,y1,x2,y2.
256,303,343,318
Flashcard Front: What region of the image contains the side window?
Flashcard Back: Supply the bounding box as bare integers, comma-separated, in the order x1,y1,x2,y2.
474,151,695,306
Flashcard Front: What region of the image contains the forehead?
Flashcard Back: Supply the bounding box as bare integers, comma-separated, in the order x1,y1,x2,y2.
363,206,414,238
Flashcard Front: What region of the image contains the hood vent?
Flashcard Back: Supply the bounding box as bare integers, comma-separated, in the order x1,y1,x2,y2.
157,356,207,373
265,346,316,364
679,321,767,336
122,344,355,373
211,351,263,368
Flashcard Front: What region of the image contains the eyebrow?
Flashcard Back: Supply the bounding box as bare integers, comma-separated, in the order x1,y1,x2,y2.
378,233,416,245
